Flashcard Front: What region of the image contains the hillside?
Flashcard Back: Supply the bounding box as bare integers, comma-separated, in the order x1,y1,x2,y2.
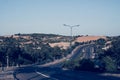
1,33,120,73
75,36,106,42
1,34,106,49
49,36,106,49
0,33,71,67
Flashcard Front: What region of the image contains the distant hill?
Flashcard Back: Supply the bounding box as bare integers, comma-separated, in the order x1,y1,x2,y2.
0,33,107,49
75,36,106,42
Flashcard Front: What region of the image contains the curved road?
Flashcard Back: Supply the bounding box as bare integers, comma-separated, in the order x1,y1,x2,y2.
13,44,120,80
14,66,120,80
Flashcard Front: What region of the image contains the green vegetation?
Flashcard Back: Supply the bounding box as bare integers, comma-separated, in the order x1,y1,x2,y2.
63,37,120,72
63,59,80,70
0,33,68,67
0,33,120,73
77,59,95,71
102,56,117,72
100,36,120,72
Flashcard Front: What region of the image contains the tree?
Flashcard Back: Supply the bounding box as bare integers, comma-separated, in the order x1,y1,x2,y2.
63,59,79,70
102,56,117,72
78,59,95,71
104,36,120,68
96,38,106,45
0,48,6,66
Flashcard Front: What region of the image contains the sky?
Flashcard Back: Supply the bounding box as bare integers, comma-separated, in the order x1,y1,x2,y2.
0,0,120,36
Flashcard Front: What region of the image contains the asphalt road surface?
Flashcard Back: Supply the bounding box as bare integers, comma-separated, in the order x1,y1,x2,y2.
13,44,120,80
14,66,120,80
69,44,96,61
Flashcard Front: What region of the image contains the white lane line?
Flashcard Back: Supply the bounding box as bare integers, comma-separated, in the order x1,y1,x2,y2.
35,71,58,80
36,71,50,78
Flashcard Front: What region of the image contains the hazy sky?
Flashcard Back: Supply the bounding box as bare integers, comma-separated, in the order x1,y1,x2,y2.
0,0,120,36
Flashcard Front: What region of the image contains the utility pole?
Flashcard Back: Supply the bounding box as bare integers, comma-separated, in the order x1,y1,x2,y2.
6,55,9,68
63,24,80,47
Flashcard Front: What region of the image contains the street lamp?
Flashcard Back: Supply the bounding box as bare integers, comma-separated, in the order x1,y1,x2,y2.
63,24,80,47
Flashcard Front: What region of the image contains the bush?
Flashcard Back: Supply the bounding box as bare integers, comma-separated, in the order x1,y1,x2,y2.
102,56,117,72
76,59,95,71
62,59,79,69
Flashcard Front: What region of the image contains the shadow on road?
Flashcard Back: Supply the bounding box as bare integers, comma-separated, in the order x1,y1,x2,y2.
13,66,120,80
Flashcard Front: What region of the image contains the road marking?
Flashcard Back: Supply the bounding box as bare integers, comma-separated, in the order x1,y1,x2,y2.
35,71,58,80
36,71,50,78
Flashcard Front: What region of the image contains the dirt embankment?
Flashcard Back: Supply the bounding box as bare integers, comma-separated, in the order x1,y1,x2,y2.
75,36,106,42
49,36,106,49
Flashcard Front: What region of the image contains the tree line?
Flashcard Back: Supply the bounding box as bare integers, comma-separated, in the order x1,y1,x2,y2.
0,36,68,67
63,37,120,72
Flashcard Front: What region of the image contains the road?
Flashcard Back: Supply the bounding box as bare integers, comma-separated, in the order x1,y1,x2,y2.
13,44,120,80
0,70,14,80
40,44,96,67
69,44,96,60
14,66,120,80
81,44,96,59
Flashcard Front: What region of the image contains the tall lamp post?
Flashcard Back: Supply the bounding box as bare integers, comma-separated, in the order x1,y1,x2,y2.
63,24,80,47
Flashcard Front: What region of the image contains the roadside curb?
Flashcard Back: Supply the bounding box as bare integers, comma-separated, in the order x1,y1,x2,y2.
0,71,14,80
